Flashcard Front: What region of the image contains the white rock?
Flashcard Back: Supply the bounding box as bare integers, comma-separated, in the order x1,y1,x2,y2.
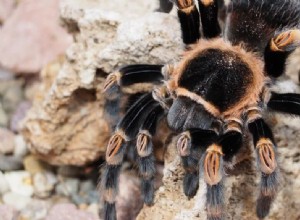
0,171,10,195
4,171,34,197
2,192,32,211
14,135,28,157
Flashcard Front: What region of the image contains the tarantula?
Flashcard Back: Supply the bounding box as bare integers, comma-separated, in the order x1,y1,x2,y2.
101,0,300,219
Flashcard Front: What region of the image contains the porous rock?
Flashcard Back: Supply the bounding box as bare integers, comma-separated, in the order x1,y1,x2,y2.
22,0,182,165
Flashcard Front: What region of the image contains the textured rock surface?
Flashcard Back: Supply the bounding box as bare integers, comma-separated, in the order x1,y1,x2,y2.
22,0,182,165
0,0,72,73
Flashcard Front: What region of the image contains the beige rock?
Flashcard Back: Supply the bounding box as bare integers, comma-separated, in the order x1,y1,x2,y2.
0,0,16,23
0,127,15,154
22,1,182,165
0,0,72,74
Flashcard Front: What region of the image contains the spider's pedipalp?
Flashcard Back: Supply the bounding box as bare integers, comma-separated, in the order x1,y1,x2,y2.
198,0,221,38
136,105,164,205
267,92,300,116
173,0,201,44
265,29,300,77
103,64,164,94
247,117,279,219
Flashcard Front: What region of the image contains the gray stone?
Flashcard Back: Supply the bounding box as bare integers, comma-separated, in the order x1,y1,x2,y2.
0,127,15,154
19,199,50,220
55,178,80,197
14,134,29,157
0,154,23,171
0,103,9,126
2,192,32,211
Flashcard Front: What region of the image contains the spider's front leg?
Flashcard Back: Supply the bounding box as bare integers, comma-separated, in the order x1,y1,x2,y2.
246,108,279,219
202,120,243,220
176,129,218,198
264,29,300,77
267,92,300,116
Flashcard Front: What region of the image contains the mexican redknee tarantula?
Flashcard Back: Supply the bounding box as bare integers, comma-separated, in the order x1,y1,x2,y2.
101,0,300,219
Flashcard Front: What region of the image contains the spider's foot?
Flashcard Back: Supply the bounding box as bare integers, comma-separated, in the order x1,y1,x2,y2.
103,202,117,220
271,29,300,52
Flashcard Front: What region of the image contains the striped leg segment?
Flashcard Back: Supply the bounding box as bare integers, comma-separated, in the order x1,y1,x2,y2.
172,0,201,44
267,92,300,116
136,105,164,205
264,29,300,77
177,129,217,198
248,118,279,219
103,64,164,94
198,0,221,38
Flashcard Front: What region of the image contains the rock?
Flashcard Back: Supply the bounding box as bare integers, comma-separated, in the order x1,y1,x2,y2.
86,203,99,218
0,0,72,74
23,155,49,174
0,103,9,126
55,178,79,197
0,67,14,80
0,79,24,118
14,134,29,157
79,180,95,193
0,204,17,220
0,0,16,23
33,172,55,199
0,171,10,194
4,171,34,197
10,101,32,132
46,203,99,220
2,192,32,211
22,2,181,166
0,154,23,171
0,127,15,154
19,199,50,220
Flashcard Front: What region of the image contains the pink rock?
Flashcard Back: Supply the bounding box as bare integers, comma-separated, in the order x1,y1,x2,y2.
46,203,99,220
0,0,72,74
0,0,15,23
0,204,17,220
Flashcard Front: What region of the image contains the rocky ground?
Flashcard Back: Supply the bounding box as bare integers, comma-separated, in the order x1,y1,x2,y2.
0,0,300,220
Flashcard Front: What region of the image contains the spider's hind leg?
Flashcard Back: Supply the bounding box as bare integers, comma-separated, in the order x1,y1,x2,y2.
198,0,221,38
267,92,300,116
246,111,279,219
264,29,300,77
173,0,201,44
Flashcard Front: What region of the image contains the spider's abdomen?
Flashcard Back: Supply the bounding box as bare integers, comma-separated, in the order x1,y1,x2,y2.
178,49,253,112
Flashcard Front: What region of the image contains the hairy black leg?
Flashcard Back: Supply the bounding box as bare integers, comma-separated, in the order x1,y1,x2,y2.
172,0,201,44
198,0,221,38
156,0,173,13
267,92,300,116
103,64,164,94
136,105,164,205
177,129,217,198
264,29,300,77
247,118,279,219
101,93,161,219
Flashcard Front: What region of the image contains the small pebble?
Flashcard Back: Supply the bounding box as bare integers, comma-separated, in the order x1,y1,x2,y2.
0,204,17,220
0,171,10,195
33,172,54,199
14,135,29,157
0,104,9,126
4,171,34,196
23,155,47,174
79,180,95,193
19,199,50,220
55,178,80,197
10,101,32,132
46,203,99,220
0,154,23,171
2,192,32,210
0,127,15,154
